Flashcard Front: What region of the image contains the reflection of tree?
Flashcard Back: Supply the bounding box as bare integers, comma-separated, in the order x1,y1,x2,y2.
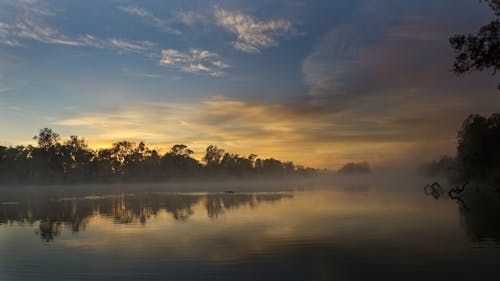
0,192,293,241
255,193,292,203
205,193,254,218
458,190,500,242
205,193,292,218
111,194,149,224
424,182,500,242
37,220,61,242
162,195,200,220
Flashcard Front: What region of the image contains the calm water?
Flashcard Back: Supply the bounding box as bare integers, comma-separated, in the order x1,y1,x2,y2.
1,184,499,281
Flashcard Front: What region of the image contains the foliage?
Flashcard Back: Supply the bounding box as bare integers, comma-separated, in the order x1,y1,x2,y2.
0,129,318,184
456,113,500,181
423,113,500,183
449,0,500,88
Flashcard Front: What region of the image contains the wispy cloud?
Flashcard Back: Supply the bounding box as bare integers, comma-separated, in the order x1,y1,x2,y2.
160,48,230,77
2,0,55,17
118,5,182,35
0,6,157,57
0,0,79,46
51,95,476,168
0,20,156,56
0,22,21,46
15,18,80,46
1,1,229,78
174,10,207,26
121,68,163,78
0,76,13,94
0,1,157,57
78,35,156,56
1,18,86,47
214,8,294,53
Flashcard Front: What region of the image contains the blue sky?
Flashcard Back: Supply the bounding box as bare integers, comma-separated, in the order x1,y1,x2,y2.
1,0,499,168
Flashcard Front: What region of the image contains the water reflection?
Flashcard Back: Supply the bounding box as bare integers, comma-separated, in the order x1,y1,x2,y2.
206,193,293,218
424,182,500,242
1,187,500,281
0,192,293,241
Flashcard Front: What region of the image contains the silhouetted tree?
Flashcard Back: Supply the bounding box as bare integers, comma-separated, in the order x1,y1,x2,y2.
170,144,193,157
161,144,199,178
33,128,60,149
456,113,500,182
450,0,500,88
203,145,224,168
0,129,318,184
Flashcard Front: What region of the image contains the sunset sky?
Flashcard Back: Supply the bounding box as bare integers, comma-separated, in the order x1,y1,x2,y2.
1,0,499,169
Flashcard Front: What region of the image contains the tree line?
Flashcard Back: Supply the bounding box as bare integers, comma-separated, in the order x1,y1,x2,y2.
0,128,318,184
420,113,500,184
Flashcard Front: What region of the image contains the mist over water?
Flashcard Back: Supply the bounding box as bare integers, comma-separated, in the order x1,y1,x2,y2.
1,176,499,281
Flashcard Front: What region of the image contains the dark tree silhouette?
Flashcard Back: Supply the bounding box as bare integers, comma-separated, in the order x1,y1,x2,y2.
33,128,60,149
449,0,500,88
422,113,500,184
203,145,224,169
456,113,500,182
0,129,318,184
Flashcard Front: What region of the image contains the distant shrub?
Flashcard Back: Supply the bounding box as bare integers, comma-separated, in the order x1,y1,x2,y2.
337,162,371,175
418,155,457,178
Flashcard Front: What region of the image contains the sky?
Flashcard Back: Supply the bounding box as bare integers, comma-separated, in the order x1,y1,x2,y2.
0,0,499,169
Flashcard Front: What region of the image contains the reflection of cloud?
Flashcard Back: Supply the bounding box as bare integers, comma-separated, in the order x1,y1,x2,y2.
160,49,230,77
214,8,294,53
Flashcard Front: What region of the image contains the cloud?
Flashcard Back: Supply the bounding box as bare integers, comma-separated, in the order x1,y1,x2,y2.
0,21,155,58
1,1,225,78
160,48,230,77
296,0,500,166
79,35,156,55
0,86,13,93
15,18,80,46
51,93,482,169
0,1,157,57
214,8,294,53
174,10,207,26
0,0,79,46
1,0,55,17
118,5,182,35
0,22,21,46
121,68,163,79
0,18,79,47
